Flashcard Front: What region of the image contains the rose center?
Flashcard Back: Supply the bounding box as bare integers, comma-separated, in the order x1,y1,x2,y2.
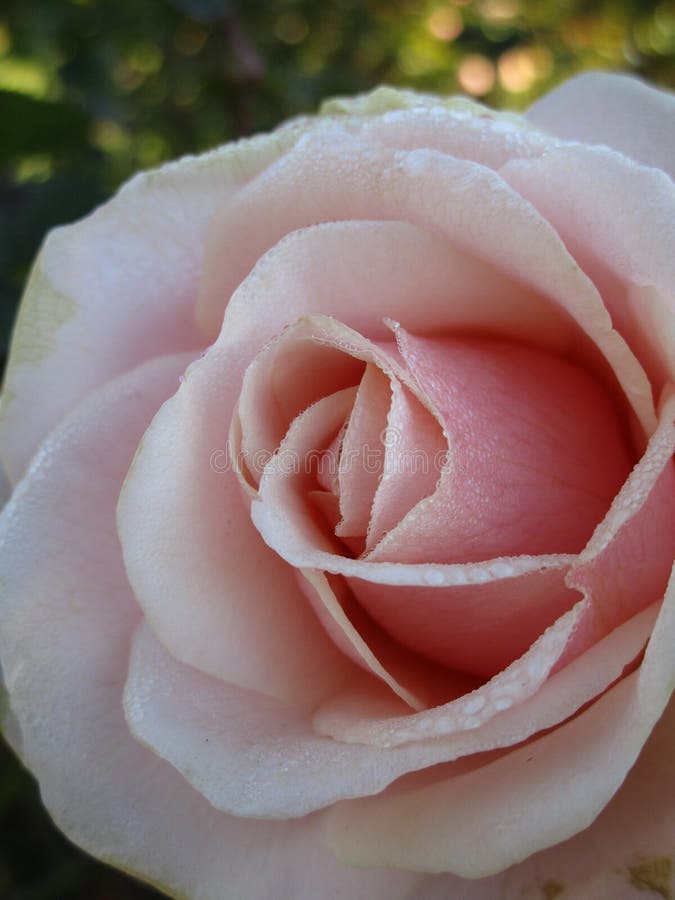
233,314,635,565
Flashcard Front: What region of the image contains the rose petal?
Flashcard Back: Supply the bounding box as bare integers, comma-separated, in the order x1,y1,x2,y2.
196,105,559,336
121,218,505,701
557,391,675,668
254,383,457,708
347,565,578,679
123,619,456,816
0,126,312,484
199,131,655,434
0,363,419,900
253,489,584,707
366,377,445,550
347,104,552,171
117,367,354,705
126,205,635,705
526,72,675,181
263,323,633,678
336,364,390,538
123,601,655,821
325,565,675,876
216,219,577,357
247,318,588,680
235,330,364,486
502,144,675,389
495,694,675,900
313,601,655,746
369,328,634,563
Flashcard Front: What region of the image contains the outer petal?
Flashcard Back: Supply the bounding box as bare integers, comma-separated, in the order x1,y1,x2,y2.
202,217,576,356
320,84,528,123
196,109,557,336
0,359,419,900
558,392,675,667
198,130,655,434
491,694,675,899
0,114,349,485
502,145,675,390
325,564,675,876
122,602,655,822
117,366,354,705
527,72,675,181
322,96,553,172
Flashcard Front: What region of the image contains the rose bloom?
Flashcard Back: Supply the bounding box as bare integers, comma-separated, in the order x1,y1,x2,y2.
1,71,674,899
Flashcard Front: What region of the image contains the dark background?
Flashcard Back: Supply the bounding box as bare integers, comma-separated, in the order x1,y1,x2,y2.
0,0,673,897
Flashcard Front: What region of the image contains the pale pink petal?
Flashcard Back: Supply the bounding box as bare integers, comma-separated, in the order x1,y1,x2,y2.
352,104,553,170
235,328,363,486
336,365,390,538
557,392,675,668
503,145,675,389
348,329,633,676
0,364,657,891
313,602,656,748
326,559,675,876
123,602,655,821
214,220,577,357
254,387,459,708
347,564,577,678
197,131,655,433
119,254,470,703
255,388,357,555
242,316,440,495
117,360,354,705
366,376,445,550
252,368,578,688
499,694,675,900
369,328,634,563
0,126,305,483
526,72,675,180
321,86,547,171
125,618,406,817
0,366,419,899
247,320,580,685
196,110,562,336
298,569,469,710
124,619,457,814
253,489,584,702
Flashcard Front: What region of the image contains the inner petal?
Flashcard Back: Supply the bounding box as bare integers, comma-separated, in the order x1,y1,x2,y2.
366,378,446,551
255,383,469,708
336,364,390,540
235,330,364,487
368,327,635,564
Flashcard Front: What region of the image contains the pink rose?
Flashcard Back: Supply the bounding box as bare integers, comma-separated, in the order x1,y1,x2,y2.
1,72,674,899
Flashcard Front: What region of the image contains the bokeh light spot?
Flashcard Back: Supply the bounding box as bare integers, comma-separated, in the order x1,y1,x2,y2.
479,0,519,21
498,45,553,93
427,6,463,41
457,53,495,94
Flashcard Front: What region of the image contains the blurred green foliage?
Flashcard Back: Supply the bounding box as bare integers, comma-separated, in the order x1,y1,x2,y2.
0,0,673,896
